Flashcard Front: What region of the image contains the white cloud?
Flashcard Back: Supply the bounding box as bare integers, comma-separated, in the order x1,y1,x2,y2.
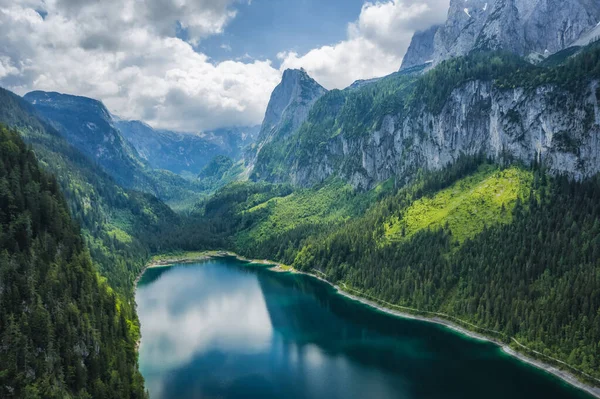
280,0,449,89
0,0,449,131
279,38,401,90
0,0,282,131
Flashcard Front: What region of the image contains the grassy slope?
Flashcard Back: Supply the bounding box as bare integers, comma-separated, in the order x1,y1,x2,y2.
385,166,533,242
235,179,393,249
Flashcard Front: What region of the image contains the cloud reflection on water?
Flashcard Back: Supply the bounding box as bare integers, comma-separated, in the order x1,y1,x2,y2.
136,263,273,396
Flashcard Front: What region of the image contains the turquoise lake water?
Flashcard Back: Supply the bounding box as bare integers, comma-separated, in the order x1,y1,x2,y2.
136,257,593,399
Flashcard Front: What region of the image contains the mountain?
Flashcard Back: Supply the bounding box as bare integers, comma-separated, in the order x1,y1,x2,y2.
572,22,600,47
24,91,146,185
185,155,600,385
0,86,178,295
248,68,327,180
250,42,600,190
400,24,440,70
115,119,259,177
0,125,146,398
23,91,202,205
403,0,600,68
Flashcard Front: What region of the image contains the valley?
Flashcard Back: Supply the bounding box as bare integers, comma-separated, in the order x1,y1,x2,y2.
1,0,600,398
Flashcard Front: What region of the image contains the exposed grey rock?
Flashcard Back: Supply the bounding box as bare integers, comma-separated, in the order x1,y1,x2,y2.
401,24,441,70
572,22,600,47
258,69,326,145
287,79,600,190
404,0,600,67
247,68,327,177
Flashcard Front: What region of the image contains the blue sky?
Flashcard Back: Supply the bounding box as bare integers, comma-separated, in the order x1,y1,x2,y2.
198,0,366,64
0,0,449,131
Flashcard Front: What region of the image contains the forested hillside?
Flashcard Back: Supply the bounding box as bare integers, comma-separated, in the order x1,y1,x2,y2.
0,11,598,397
0,88,177,297
0,125,146,398
24,91,204,207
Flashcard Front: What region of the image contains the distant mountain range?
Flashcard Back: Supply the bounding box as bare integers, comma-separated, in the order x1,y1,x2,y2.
115,119,259,178
22,90,260,205
2,0,600,394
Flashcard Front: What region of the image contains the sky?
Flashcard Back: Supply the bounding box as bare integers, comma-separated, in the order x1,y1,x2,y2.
0,0,450,132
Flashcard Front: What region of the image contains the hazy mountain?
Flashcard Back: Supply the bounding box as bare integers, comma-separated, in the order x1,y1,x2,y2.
400,24,440,70
115,119,259,177
24,91,147,185
23,90,202,205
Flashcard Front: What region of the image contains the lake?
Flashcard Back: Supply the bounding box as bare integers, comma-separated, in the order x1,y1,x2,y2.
136,257,593,399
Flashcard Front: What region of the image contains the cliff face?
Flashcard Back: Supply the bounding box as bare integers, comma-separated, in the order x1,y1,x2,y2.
400,25,440,70
287,79,600,190
403,0,600,67
248,68,327,179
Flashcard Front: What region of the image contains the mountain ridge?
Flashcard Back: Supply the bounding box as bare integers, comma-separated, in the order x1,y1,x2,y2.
116,118,259,177
250,43,600,190
402,0,600,69
23,90,204,205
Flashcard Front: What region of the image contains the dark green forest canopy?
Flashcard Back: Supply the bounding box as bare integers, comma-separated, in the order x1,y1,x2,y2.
0,125,146,398
0,35,599,398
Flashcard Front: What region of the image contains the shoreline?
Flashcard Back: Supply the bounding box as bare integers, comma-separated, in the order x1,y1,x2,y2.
135,251,600,399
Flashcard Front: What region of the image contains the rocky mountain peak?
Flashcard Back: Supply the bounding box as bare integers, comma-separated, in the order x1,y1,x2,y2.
400,24,441,71
402,0,600,67
247,68,327,177
259,69,327,140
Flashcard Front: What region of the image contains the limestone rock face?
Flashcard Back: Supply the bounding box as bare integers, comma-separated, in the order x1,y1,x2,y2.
260,69,326,141
400,25,440,70
287,80,600,190
403,0,600,67
248,68,327,178
254,0,600,190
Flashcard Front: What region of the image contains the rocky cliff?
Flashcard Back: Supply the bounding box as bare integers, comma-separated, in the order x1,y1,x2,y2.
400,25,440,70
289,78,599,189
403,0,600,67
248,68,327,179
253,45,600,190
